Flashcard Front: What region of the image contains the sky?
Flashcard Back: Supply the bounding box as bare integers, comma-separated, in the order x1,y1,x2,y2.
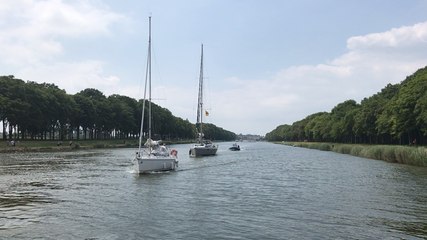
1,0,427,135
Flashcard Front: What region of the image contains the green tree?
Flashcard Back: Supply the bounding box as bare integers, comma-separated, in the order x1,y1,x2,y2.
0,76,237,142
304,112,329,142
108,94,138,138
392,67,427,144
329,100,359,142
77,89,112,139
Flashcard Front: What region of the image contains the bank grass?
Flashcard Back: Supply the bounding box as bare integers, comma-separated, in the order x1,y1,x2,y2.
0,139,139,152
1,139,194,153
280,142,427,167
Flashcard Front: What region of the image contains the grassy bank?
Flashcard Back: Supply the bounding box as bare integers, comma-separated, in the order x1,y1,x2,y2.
279,142,427,167
0,139,196,153
0,139,139,153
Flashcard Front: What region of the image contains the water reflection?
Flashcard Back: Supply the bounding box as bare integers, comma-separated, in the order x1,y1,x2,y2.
0,192,53,208
0,151,102,231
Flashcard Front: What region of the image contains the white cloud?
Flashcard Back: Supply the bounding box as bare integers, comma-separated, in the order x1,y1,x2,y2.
166,21,427,135
347,22,427,49
0,0,127,98
30,0,123,37
19,61,120,94
0,0,125,65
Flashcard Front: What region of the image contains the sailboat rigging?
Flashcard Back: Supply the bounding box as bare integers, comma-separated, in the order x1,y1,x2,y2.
189,44,218,157
134,16,178,173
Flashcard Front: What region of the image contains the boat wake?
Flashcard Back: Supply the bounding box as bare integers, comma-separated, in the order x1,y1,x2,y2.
129,168,175,175
177,161,238,172
128,160,238,174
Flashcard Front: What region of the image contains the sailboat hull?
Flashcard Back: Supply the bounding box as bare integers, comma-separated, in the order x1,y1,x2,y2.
135,156,178,174
190,145,218,157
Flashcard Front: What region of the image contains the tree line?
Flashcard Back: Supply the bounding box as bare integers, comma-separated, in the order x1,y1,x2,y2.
265,66,427,145
0,76,236,141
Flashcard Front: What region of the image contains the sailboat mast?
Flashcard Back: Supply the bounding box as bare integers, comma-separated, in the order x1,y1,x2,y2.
197,44,204,138
138,17,151,154
148,16,152,143
138,46,149,154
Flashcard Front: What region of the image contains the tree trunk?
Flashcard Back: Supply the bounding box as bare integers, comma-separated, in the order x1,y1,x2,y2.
76,126,80,140
2,119,6,140
8,124,12,140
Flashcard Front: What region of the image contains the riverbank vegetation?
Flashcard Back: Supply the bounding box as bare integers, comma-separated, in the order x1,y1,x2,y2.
0,139,135,153
280,142,427,167
266,66,427,166
0,138,197,153
266,66,427,146
0,76,236,142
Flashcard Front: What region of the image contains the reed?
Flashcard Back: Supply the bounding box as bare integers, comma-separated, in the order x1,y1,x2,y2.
279,142,427,167
332,144,352,154
349,145,363,156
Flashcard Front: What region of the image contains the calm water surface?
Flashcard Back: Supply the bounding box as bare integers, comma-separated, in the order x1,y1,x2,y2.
1,142,427,239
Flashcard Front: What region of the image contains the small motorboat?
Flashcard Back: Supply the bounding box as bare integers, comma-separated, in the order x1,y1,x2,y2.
229,143,240,151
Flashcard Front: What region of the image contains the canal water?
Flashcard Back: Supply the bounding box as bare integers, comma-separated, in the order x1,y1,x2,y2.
1,142,426,239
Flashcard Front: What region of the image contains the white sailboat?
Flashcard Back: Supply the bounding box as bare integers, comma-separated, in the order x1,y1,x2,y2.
189,44,218,157
134,17,178,173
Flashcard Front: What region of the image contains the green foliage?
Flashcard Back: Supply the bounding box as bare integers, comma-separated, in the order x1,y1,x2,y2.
333,144,352,154
201,123,236,141
282,142,427,167
0,76,236,141
266,66,427,146
349,145,363,156
265,124,292,141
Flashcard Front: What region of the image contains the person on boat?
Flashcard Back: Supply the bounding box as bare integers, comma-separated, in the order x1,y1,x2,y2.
170,149,178,157
152,144,169,156
159,145,167,155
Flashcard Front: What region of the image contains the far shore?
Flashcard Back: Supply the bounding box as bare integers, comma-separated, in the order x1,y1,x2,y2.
0,139,194,153
278,141,427,167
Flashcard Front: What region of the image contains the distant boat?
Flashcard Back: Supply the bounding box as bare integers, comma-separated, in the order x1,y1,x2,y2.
134,17,178,173
189,44,218,157
229,143,240,151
